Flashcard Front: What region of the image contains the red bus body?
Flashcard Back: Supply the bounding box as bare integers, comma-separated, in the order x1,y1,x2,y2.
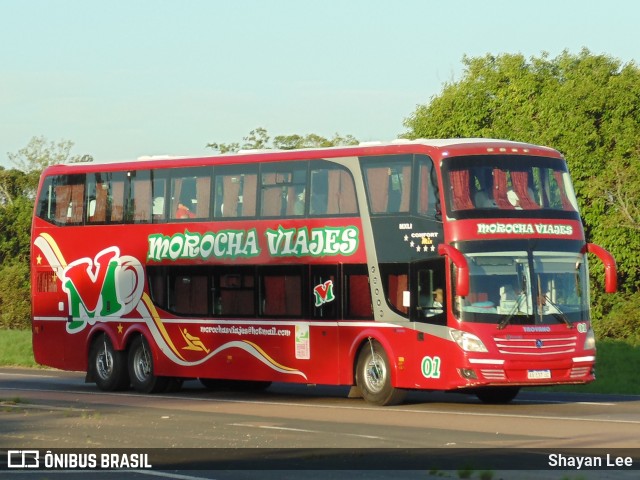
30,139,616,404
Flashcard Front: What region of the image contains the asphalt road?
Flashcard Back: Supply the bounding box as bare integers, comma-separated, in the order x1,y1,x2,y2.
1,367,639,479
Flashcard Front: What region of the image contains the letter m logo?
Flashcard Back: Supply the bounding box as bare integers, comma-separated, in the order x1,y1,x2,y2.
313,280,335,307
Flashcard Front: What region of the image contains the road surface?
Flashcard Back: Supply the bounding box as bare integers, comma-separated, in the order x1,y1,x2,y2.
1,367,638,479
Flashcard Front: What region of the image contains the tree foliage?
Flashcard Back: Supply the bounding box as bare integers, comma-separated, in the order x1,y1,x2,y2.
0,136,81,329
403,49,640,326
207,127,358,153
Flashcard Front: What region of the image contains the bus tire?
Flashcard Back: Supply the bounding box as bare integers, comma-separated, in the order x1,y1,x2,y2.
89,333,129,391
355,340,406,406
475,386,520,404
128,335,168,394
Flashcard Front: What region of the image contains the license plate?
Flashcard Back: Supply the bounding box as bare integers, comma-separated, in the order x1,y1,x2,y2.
528,369,551,379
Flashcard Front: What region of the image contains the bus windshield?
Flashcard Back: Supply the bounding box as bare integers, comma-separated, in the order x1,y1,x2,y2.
442,155,579,216
457,249,590,326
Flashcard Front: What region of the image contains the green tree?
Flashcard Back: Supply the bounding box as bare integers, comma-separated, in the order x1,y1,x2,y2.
206,127,270,153
207,128,358,153
1,136,83,329
403,49,640,328
273,133,358,150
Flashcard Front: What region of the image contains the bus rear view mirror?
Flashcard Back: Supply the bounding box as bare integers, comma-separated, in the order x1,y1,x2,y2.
438,244,469,297
583,243,617,293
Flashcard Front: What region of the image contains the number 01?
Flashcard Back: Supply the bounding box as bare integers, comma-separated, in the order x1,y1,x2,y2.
421,356,441,378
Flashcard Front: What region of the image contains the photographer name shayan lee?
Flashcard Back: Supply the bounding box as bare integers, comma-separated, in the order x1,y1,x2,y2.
548,453,634,469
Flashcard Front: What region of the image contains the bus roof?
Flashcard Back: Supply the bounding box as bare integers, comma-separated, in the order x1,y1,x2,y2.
41,138,563,175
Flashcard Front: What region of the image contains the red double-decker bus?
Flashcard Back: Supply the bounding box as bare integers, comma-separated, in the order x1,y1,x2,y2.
31,139,616,405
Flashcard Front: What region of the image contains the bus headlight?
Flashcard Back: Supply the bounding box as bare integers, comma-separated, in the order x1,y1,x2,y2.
449,329,488,353
583,328,596,350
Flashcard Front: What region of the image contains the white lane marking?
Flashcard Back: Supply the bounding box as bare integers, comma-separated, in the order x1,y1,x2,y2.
229,423,383,440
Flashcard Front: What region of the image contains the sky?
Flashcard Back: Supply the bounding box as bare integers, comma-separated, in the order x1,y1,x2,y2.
1,0,639,167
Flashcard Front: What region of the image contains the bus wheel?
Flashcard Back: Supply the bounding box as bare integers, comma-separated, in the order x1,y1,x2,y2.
89,333,129,391
475,386,520,404
355,340,406,406
128,335,168,394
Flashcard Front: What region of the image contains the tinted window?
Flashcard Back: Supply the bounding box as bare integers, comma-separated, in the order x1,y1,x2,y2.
36,174,85,225
214,165,258,218
309,163,358,216
260,162,307,217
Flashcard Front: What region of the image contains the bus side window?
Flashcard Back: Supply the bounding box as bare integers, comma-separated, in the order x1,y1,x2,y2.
380,264,409,315
415,259,446,325
47,174,84,225
214,166,258,218
86,175,109,223
172,177,197,220
417,156,439,217
363,161,411,214
110,175,126,222
217,269,255,316
260,267,303,317
310,169,328,215
344,266,373,319
170,273,208,315
260,163,307,218
35,177,55,222
169,168,212,221
261,172,283,216
152,177,167,222
310,165,358,216
130,171,152,223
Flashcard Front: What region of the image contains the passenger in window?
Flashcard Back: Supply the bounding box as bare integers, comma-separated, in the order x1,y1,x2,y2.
175,192,196,219
294,187,305,215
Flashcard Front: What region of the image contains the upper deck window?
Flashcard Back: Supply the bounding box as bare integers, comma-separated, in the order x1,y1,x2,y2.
360,154,439,217
260,162,307,217
443,155,579,218
35,159,360,226
214,164,258,219
168,167,212,221
309,162,358,215
36,174,85,225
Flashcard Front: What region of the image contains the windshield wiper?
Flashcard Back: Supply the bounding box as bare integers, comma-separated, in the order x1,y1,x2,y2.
497,294,525,330
543,294,573,329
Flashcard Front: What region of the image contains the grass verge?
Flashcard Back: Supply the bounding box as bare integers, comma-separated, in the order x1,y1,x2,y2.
0,329,39,367
1,329,639,394
538,338,640,395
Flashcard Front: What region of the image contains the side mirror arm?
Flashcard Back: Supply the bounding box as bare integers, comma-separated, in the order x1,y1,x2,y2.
582,243,617,293
438,244,469,297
